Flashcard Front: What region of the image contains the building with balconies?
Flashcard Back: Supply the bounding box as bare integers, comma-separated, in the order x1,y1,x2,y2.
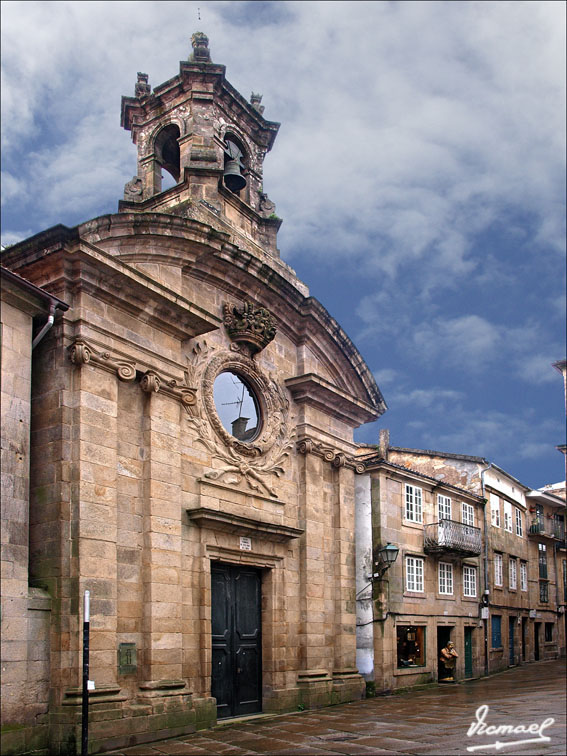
376,435,564,673
525,487,566,658
354,447,485,692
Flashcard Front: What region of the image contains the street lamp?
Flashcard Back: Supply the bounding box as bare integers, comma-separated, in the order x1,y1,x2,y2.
373,543,400,578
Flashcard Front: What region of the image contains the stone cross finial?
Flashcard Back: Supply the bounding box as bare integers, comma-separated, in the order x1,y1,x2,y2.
135,72,151,98
191,31,211,62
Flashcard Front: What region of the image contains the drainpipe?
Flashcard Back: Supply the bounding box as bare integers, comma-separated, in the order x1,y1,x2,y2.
32,302,57,349
480,462,493,677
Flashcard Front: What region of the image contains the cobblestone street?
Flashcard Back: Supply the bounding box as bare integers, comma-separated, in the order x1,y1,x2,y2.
104,659,566,756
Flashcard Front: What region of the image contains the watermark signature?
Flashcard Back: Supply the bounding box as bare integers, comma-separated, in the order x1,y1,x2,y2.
466,704,555,752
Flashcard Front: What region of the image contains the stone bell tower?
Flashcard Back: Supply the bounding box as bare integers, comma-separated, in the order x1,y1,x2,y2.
120,32,282,255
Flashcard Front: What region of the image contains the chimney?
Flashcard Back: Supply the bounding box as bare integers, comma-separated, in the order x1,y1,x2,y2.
379,428,390,460
231,416,249,438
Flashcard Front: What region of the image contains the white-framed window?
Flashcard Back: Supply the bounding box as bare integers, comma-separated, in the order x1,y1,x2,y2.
509,558,517,590
494,553,503,587
520,561,528,591
438,562,453,595
405,556,424,592
438,494,451,521
490,493,501,528
515,508,523,537
463,565,477,597
503,501,513,532
405,485,423,524
462,502,475,527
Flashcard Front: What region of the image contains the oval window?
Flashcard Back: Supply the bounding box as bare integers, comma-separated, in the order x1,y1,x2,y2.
213,372,261,441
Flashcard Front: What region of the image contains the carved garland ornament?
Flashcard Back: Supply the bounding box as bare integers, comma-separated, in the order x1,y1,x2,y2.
184,341,294,497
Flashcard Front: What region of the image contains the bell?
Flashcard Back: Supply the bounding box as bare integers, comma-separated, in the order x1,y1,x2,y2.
223,159,246,192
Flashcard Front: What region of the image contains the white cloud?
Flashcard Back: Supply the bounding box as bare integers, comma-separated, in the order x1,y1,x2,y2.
2,1,564,272
409,406,560,466
373,368,398,387
413,314,501,370
517,354,564,386
388,387,465,410
1,229,33,247
0,172,26,205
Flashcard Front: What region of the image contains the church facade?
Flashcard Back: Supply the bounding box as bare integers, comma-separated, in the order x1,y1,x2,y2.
1,34,385,754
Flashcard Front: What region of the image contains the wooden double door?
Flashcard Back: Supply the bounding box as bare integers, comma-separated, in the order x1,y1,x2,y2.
211,563,262,718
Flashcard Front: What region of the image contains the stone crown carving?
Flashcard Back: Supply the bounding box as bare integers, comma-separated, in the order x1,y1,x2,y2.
223,301,277,356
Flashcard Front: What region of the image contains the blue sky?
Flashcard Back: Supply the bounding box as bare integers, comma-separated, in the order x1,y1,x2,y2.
1,1,565,488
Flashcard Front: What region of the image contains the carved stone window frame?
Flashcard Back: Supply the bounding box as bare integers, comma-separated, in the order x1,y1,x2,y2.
185,341,293,499
203,350,281,457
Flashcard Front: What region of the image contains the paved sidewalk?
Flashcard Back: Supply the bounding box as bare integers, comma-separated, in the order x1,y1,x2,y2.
104,659,566,756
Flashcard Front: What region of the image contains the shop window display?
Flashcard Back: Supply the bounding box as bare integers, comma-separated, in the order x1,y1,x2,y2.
397,626,426,667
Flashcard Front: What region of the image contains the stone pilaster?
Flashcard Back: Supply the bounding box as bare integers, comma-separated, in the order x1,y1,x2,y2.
72,360,120,688
332,463,365,702
140,387,184,685
297,451,333,706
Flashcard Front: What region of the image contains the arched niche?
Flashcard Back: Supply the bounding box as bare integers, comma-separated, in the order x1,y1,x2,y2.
154,123,181,192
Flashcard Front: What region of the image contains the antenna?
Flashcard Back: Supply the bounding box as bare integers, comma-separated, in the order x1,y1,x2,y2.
221,376,246,418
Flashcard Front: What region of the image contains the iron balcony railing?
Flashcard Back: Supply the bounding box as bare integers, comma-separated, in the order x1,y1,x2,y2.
530,519,566,543
424,519,482,556
529,519,546,535
552,520,566,543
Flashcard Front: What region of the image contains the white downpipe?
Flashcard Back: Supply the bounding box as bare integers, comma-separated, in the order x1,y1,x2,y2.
355,472,374,680
32,303,56,349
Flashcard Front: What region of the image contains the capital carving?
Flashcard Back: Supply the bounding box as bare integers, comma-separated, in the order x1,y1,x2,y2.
223,301,277,356
140,371,197,409
69,341,91,365
68,340,136,382
140,371,161,394
68,339,196,411
296,437,365,473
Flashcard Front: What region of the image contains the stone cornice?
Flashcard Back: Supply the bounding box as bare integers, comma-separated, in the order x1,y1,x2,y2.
2,215,384,423
296,437,365,473
1,266,69,316
297,300,387,417
286,373,381,427
187,507,304,542
2,231,221,341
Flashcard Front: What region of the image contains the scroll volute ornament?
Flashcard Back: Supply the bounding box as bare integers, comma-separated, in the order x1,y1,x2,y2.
222,301,277,356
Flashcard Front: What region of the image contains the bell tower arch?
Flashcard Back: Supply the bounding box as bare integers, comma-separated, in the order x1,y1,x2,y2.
120,32,282,254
